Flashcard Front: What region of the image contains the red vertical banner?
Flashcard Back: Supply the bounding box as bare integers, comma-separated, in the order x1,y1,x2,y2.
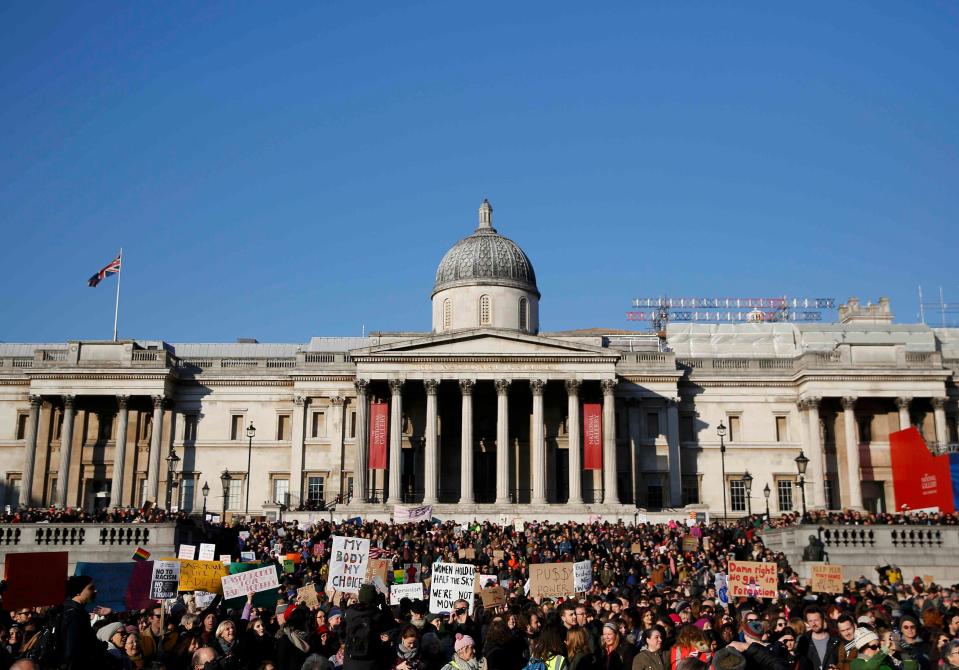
368,402,388,469
889,427,954,513
583,403,603,470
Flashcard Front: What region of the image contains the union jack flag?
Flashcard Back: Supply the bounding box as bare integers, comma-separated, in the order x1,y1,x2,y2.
88,255,121,287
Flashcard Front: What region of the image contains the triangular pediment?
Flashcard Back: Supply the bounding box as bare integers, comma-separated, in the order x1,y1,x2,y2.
351,328,616,358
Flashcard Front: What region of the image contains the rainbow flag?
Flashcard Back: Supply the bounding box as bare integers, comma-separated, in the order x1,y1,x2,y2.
132,547,151,562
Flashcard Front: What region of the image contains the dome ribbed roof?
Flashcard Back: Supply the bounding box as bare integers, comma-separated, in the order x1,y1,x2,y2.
432,200,539,297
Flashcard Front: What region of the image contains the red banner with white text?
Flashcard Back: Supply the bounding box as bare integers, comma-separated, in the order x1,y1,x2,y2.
368,402,389,470
889,426,954,513
583,403,602,470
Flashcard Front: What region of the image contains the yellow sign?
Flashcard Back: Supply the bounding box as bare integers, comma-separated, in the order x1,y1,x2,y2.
175,559,230,593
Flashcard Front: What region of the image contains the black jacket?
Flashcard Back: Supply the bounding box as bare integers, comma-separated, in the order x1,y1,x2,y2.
57,599,114,670
343,600,396,670
797,633,841,670
744,643,791,670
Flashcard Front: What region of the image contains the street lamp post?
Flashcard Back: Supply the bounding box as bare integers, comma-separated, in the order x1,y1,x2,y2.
743,471,753,517
795,450,810,517
245,422,256,518
220,470,232,517
717,422,728,521
165,448,180,511
201,481,210,519
763,482,771,521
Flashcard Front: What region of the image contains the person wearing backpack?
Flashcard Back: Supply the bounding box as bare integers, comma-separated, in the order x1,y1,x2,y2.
343,584,395,670
527,624,569,670
57,575,119,669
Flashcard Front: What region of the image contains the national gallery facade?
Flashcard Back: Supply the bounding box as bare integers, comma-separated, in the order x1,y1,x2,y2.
2,201,958,520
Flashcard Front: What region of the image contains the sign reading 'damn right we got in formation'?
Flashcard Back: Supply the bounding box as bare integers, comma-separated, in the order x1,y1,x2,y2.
726,560,777,599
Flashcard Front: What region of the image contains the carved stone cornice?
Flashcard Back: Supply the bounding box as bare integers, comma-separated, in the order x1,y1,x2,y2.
495,379,511,396
600,379,617,395
423,379,440,395
388,379,405,395
354,379,370,395
896,396,912,410
564,378,581,395
841,396,857,411
530,379,545,395
459,379,475,395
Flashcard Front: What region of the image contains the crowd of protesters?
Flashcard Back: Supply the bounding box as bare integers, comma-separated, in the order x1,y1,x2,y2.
0,514,958,670
0,506,189,524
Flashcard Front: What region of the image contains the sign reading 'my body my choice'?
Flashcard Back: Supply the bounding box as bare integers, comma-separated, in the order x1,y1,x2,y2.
328,536,370,594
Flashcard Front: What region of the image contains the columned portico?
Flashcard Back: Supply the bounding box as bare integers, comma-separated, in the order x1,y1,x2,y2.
802,397,826,508
459,379,475,504
290,395,307,505
108,396,130,508
146,395,165,503
841,396,863,509
56,395,76,507
666,398,681,507
354,379,369,502
19,395,41,508
423,380,439,504
387,379,404,504
601,379,619,505
565,379,582,505
530,379,546,504
495,379,510,505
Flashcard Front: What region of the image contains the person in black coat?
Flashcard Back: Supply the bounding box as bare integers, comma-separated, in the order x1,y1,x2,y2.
57,575,119,670
276,605,314,670
343,584,397,670
796,608,840,670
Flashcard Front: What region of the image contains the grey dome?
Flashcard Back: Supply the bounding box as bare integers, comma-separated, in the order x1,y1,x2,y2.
432,200,539,297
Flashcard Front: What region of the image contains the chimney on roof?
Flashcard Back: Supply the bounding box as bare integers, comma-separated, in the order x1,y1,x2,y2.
837,297,893,324
236,338,258,343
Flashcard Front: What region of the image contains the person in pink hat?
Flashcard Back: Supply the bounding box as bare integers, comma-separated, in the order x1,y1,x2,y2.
441,633,479,670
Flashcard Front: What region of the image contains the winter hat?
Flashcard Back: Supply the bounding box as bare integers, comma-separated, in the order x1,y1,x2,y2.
96,622,125,644
65,575,93,599
358,584,377,606
694,617,710,630
328,607,343,620
852,628,879,650
743,620,765,640
275,603,292,626
454,633,475,652
857,616,873,625
675,600,691,613
712,647,746,670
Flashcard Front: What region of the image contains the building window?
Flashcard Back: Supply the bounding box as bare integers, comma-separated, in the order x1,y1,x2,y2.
276,414,291,441
230,415,244,441
97,413,114,441
728,415,741,442
443,299,452,331
777,479,794,512
138,478,148,507
311,411,326,438
858,416,872,443
519,298,528,332
775,416,787,442
273,478,290,505
682,476,699,505
6,476,21,506
227,478,243,510
179,478,195,512
16,413,28,440
479,295,491,325
680,414,695,442
646,478,664,509
350,412,356,438
183,415,198,442
50,478,59,507
646,413,661,439
824,478,835,510
730,479,746,512
307,477,324,504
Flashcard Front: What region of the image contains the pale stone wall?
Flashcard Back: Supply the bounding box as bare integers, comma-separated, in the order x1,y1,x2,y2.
432,284,539,334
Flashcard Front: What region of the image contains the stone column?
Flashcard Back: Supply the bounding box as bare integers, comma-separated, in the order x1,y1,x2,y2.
841,396,863,509
896,397,912,431
423,380,439,504
109,396,130,508
531,379,546,504
353,380,369,502
803,397,827,508
627,399,642,506
146,395,166,503
565,379,583,505
459,379,475,504
933,397,949,447
495,379,511,505
56,395,76,508
666,398,682,507
290,396,307,506
19,395,42,508
329,396,346,497
387,379,404,504
601,379,620,505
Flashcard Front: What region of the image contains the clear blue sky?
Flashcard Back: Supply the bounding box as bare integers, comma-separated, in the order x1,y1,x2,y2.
2,2,957,342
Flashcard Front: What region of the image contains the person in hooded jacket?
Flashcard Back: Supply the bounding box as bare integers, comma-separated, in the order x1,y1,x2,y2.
343,584,396,670
276,605,313,670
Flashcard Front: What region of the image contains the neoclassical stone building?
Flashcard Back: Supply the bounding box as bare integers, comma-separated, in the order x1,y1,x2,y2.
1,200,958,520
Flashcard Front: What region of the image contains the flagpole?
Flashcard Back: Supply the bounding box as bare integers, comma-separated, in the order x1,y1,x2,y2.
113,248,122,342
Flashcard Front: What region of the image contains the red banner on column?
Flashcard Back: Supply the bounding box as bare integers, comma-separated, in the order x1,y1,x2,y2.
889,426,954,513
583,403,602,470
368,402,388,470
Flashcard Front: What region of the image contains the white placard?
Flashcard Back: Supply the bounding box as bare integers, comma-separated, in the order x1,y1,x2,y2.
238,531,250,540
514,519,525,532
498,514,510,527
199,543,216,561
391,582,424,605
150,560,181,600
429,562,476,614
573,560,593,592
240,551,256,562
178,544,196,560
328,536,370,594
194,590,216,608
478,574,499,589
221,565,280,600
220,554,232,565
636,513,648,524
394,504,433,523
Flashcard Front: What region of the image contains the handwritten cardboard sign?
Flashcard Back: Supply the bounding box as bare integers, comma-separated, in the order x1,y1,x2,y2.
178,544,196,560
151,560,180,600
221,565,280,600
529,562,575,600
810,564,843,594
430,562,476,614
480,584,507,608
727,560,777,599
390,582,424,605
366,558,389,583
297,583,320,609
630,543,642,554
682,536,699,552
573,560,593,592
329,536,370,594
177,560,229,593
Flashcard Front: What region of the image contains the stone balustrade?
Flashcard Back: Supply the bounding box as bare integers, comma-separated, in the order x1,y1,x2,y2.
0,523,176,574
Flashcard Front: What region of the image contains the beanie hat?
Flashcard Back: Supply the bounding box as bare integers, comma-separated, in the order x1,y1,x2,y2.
743,620,765,640
358,584,377,606
275,603,291,626
454,633,475,652
852,627,879,650
712,647,746,670
65,575,93,599
96,621,125,645
328,607,343,620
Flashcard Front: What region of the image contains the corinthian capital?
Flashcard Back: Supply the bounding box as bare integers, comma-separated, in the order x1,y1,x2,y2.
459,379,475,395
565,379,581,395
495,379,511,396
389,379,405,395
841,396,857,411
932,397,947,410
354,379,370,395
530,379,546,395
601,379,617,395
895,397,912,410
423,379,439,395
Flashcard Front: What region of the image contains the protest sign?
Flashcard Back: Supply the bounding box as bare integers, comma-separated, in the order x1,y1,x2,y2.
220,555,232,565
492,550,505,562
630,543,642,554
178,544,196,560
286,552,302,564
221,565,280,600
390,582,424,605
404,563,421,583
682,536,699,552
702,537,711,551
366,558,389,583
394,504,433,523
715,573,729,606
240,551,256,562
75,562,135,612
393,569,405,584
313,543,324,557
151,561,181,600
283,559,295,574
238,531,250,541
727,560,777,599
529,562,575,600
329,536,370,594
514,519,525,532
177,560,229,593
573,560,593,593
480,585,507,608
2,552,68,610
478,574,499,589
198,544,216,561
430,562,476,614
194,591,216,609
810,564,843,594
126,560,155,610
297,584,320,609
636,513,648,524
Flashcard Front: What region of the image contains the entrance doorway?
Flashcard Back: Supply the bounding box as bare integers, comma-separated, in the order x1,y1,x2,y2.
474,444,496,503
85,479,111,513
862,481,887,513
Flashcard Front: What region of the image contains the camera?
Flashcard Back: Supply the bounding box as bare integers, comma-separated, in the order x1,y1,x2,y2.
455,607,467,616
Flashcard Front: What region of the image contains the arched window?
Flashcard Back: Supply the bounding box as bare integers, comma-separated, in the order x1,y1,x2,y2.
443,298,452,331
479,295,491,325
519,298,528,332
